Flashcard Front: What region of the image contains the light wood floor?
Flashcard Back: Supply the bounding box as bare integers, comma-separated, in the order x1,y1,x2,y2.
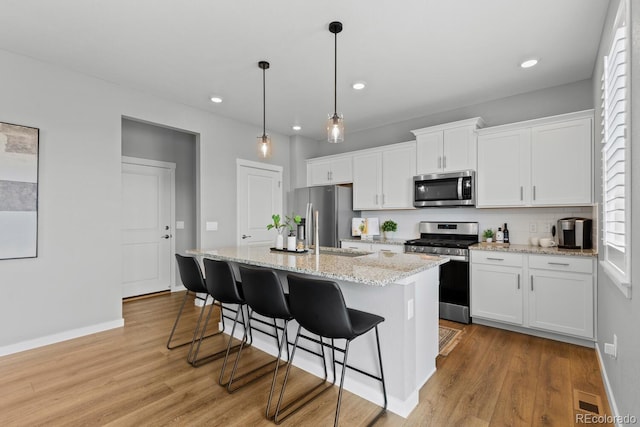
0,292,612,426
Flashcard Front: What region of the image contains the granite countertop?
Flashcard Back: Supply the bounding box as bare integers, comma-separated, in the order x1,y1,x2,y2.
470,243,597,257
340,237,407,246
187,245,447,286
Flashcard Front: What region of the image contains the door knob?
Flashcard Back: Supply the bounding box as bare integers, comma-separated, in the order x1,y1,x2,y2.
161,234,172,239
242,234,252,239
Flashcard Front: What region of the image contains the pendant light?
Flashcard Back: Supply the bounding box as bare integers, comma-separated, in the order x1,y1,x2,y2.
258,60,271,158
327,21,344,143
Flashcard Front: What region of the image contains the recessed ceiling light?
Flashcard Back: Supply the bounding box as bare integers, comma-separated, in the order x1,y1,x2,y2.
352,81,366,90
520,59,539,69
210,96,223,103
292,125,302,131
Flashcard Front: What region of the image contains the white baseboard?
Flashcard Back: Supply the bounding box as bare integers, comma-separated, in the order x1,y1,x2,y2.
595,343,622,427
0,318,125,357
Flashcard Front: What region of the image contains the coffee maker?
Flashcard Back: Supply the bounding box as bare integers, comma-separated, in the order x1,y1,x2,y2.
557,217,593,249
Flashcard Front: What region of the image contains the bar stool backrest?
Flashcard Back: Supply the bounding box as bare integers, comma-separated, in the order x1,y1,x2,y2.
239,265,291,320
287,274,354,339
203,258,243,304
175,254,207,294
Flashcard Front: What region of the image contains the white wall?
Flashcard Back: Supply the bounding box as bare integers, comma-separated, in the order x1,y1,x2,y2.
0,49,290,352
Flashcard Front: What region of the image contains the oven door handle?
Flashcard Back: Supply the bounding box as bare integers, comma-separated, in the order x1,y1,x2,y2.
441,254,469,262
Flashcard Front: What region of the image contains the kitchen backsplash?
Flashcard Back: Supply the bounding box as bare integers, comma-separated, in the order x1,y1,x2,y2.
361,205,597,250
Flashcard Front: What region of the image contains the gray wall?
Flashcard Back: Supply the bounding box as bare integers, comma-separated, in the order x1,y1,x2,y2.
594,0,640,419
121,119,197,287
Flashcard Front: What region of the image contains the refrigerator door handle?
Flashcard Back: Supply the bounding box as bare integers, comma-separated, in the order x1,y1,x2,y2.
306,202,313,246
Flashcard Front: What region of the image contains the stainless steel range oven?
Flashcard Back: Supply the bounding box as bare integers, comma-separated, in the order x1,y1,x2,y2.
405,221,479,324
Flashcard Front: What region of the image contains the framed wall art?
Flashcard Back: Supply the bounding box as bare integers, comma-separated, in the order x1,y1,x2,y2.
0,122,39,260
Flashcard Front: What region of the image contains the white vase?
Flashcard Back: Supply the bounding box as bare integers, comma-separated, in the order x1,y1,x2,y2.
287,235,296,251
486,237,493,243
275,232,284,249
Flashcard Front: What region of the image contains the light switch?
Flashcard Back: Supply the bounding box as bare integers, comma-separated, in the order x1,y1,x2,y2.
176,221,185,230
206,221,218,231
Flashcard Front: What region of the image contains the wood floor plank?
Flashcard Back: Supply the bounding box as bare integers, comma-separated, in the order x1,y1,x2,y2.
0,292,614,427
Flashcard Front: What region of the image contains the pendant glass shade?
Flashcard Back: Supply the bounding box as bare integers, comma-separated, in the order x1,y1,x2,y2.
258,134,271,158
327,113,344,144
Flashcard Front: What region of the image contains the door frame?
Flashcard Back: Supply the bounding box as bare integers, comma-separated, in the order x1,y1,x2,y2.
121,155,177,291
236,158,283,247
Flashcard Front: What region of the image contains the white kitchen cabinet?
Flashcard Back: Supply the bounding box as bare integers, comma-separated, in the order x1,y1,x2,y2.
412,117,484,174
352,141,416,210
306,154,352,186
470,252,524,325
341,241,404,253
476,129,530,207
530,118,592,205
476,110,593,208
471,250,595,341
528,255,594,339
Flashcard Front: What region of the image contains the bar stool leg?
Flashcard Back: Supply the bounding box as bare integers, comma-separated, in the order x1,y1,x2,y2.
218,305,247,386
266,319,290,419
334,340,351,427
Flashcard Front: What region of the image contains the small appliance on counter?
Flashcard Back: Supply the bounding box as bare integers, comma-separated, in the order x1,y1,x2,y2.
557,217,593,249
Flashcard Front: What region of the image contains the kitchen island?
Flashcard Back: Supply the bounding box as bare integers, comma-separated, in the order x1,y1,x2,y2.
187,245,447,417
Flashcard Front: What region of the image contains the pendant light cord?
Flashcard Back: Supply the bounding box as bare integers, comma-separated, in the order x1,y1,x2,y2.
334,31,338,116
262,66,266,136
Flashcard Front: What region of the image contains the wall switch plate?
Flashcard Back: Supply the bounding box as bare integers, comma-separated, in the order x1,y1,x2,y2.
407,299,414,320
542,223,551,233
529,223,537,233
176,221,185,230
206,221,218,231
604,334,617,358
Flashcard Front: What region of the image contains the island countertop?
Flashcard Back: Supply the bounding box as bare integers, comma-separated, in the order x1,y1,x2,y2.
187,245,447,286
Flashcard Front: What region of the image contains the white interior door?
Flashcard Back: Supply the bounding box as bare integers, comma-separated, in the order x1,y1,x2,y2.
121,158,175,298
237,159,283,247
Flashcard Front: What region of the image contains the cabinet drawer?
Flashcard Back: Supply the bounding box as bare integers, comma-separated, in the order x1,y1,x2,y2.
341,242,371,251
471,251,524,267
372,243,404,254
529,255,593,274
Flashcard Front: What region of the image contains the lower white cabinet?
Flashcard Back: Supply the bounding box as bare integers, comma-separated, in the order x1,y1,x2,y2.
340,241,404,254
471,252,524,325
528,255,594,338
471,251,595,340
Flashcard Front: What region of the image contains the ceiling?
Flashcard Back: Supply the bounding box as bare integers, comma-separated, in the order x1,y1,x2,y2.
0,1,610,141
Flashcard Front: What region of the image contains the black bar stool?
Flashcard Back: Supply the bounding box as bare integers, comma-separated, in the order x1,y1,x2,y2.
276,274,388,427
168,255,223,360
225,265,293,416
201,258,251,378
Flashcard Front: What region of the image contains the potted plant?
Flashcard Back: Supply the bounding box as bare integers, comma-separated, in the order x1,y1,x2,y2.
285,214,302,250
381,220,398,240
267,214,287,249
482,228,494,243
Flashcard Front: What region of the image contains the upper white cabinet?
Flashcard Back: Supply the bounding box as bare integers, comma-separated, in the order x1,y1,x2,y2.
412,117,485,174
352,141,416,210
306,154,352,186
477,110,594,208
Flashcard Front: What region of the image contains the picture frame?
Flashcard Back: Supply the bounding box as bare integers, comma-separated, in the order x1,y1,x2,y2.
0,121,39,260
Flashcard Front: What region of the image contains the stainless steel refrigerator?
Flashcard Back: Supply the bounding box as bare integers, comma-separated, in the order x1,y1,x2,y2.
292,185,359,248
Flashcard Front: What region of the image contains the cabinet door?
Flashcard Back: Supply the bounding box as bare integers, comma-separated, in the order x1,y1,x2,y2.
329,156,353,184
471,263,523,325
528,270,594,338
443,126,476,172
307,159,332,186
374,243,404,254
477,129,530,207
353,152,382,210
382,144,416,209
530,118,592,205
416,132,443,174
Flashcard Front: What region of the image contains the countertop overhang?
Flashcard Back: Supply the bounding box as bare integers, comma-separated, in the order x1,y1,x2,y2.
187,245,447,286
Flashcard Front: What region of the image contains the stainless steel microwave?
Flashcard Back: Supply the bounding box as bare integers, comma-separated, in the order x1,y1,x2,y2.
413,170,475,207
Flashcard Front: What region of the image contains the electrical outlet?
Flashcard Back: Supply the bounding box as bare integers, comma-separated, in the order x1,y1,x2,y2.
529,223,537,233
604,334,618,358
408,299,414,320
542,223,551,233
